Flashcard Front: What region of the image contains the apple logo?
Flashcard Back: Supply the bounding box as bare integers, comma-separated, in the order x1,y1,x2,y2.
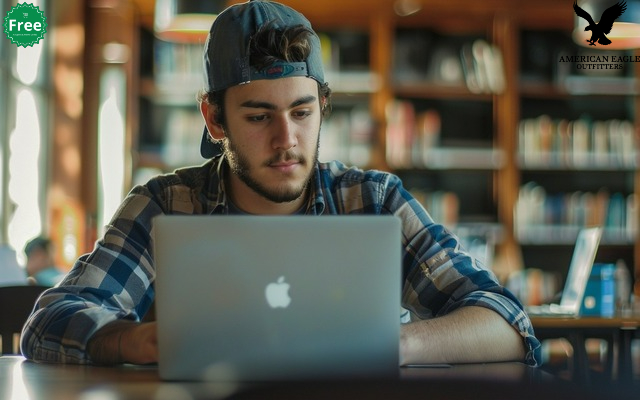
265,276,291,308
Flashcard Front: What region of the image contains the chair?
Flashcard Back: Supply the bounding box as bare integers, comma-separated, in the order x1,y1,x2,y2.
0,285,48,355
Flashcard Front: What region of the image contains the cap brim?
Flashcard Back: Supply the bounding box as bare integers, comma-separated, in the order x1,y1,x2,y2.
200,126,223,158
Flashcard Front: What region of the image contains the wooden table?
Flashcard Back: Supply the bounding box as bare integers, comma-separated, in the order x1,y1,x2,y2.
0,355,616,400
530,314,640,383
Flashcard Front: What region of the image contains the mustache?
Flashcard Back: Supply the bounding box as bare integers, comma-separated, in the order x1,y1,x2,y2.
264,151,306,166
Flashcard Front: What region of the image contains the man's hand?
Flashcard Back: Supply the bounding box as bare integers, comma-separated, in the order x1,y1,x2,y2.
121,321,158,364
87,321,158,365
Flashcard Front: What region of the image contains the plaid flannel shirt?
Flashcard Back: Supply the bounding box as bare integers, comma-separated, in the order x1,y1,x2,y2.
21,156,542,365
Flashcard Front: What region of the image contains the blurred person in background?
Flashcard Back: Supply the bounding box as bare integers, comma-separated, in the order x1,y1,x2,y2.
24,237,66,287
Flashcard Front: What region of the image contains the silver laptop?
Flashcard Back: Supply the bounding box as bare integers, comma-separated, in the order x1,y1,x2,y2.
526,226,603,317
153,215,402,381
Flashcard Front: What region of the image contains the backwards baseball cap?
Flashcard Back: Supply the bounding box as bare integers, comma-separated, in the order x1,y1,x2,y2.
200,0,326,158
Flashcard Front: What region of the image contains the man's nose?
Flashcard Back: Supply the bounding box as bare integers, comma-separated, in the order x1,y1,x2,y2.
271,116,298,150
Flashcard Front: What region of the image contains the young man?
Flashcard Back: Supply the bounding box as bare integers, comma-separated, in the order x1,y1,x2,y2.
22,0,541,366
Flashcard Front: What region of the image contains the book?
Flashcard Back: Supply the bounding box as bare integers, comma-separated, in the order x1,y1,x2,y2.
515,182,634,243
518,115,636,169
385,99,415,168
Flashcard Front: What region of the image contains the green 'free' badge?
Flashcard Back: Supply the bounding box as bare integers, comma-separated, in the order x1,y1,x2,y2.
3,3,47,48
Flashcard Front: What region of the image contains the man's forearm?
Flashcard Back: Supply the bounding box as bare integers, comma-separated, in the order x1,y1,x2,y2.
400,306,526,365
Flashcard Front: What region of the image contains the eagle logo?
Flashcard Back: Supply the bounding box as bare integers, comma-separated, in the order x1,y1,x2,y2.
573,1,627,46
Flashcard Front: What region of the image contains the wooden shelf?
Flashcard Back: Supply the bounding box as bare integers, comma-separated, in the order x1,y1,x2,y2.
521,77,640,98
325,71,381,94
518,226,635,246
394,82,494,101
396,148,504,171
518,157,637,172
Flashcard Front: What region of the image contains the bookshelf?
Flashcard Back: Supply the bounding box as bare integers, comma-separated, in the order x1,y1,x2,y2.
288,0,638,289
135,28,204,180
515,27,638,296
132,0,639,294
318,29,377,168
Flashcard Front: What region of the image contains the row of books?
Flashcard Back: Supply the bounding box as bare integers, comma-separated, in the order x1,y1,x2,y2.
505,268,561,307
393,31,505,94
518,115,637,169
161,108,206,168
460,39,506,94
515,182,637,242
154,41,203,91
318,107,373,167
385,100,441,168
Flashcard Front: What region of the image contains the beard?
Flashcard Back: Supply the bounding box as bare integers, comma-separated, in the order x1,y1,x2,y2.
222,132,320,204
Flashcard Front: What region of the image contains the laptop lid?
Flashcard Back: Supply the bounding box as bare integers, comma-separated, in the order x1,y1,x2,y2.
553,226,603,314
153,215,402,382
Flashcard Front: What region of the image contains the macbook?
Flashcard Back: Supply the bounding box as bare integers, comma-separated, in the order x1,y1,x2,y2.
153,215,402,382
525,226,603,317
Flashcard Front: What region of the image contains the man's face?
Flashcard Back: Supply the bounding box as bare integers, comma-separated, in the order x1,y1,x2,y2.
220,76,322,209
26,248,51,276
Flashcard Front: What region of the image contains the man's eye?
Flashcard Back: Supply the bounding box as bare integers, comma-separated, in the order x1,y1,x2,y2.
248,115,268,122
293,110,312,118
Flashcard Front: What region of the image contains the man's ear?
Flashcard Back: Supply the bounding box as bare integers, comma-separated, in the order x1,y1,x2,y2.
200,101,225,140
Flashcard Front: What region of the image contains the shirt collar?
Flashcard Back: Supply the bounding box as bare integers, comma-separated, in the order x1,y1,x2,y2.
308,163,325,215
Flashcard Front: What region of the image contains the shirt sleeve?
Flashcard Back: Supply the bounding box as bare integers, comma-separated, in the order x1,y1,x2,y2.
21,186,161,364
384,174,542,367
